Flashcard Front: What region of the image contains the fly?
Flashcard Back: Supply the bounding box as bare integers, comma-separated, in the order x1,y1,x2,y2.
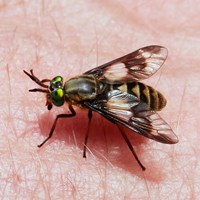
24,45,178,171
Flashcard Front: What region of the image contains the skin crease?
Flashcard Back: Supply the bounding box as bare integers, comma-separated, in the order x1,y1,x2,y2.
0,0,200,199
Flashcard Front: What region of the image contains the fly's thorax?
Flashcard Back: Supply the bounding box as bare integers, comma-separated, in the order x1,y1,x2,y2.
126,82,167,111
64,75,104,103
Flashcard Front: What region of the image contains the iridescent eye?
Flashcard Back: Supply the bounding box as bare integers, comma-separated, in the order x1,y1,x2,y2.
49,76,64,106
51,76,63,85
49,76,63,91
50,88,65,106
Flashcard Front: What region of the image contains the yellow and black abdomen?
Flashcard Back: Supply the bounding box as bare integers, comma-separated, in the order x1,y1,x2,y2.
127,82,167,111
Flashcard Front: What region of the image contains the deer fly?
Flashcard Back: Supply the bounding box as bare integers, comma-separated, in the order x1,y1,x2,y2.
24,45,178,171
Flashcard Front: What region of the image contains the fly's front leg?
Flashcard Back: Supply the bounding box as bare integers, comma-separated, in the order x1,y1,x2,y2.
38,104,76,147
83,109,92,158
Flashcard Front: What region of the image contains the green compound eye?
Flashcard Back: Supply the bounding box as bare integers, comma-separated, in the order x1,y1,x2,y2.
51,76,63,84
50,88,65,106
49,76,64,106
49,76,63,92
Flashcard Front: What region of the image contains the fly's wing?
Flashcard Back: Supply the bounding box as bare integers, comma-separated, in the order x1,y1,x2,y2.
84,89,178,144
84,45,168,83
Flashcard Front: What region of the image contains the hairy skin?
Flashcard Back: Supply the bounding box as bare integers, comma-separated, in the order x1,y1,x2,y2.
0,1,199,199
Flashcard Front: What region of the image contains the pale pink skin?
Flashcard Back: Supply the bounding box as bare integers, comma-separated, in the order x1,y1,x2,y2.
0,1,199,199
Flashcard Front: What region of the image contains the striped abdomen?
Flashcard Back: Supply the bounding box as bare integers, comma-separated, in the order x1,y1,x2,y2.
127,82,166,111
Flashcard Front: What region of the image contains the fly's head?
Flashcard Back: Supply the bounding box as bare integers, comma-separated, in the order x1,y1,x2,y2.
48,76,65,107
23,70,65,110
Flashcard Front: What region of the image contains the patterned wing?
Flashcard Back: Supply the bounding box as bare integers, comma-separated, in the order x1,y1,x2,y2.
84,45,168,83
84,89,178,144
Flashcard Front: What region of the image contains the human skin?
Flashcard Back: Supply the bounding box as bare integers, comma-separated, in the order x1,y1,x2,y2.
0,1,200,199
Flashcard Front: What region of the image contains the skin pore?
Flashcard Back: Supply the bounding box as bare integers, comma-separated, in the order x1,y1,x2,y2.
0,1,199,199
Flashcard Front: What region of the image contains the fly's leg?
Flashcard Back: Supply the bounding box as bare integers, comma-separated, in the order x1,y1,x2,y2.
117,124,146,171
38,104,76,147
83,109,92,158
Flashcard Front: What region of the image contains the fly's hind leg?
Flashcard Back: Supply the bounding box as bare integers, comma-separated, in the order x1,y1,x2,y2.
38,104,76,147
83,109,92,158
117,124,146,171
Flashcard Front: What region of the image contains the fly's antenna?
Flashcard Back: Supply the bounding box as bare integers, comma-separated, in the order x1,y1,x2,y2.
23,69,50,93
23,69,50,88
